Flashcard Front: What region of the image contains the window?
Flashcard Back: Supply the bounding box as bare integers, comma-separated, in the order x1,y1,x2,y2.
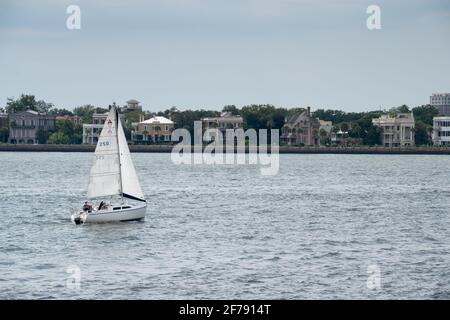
165,125,169,131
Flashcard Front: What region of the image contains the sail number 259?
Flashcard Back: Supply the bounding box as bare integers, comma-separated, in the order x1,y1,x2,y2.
99,141,110,147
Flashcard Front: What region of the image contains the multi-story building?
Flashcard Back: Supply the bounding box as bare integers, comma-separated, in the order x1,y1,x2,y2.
281,107,321,146
8,110,56,144
432,116,450,146
132,115,174,143
372,112,415,147
430,93,450,116
201,112,244,135
82,111,125,144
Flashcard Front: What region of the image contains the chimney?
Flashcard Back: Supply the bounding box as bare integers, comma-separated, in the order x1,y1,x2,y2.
307,106,311,116
139,113,144,122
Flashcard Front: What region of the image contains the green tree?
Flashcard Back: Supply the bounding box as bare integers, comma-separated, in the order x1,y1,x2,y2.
56,119,75,137
414,121,432,145
0,127,9,143
390,104,410,114
240,104,288,130
413,104,438,126
48,131,70,144
222,105,240,115
71,124,83,144
319,128,329,145
36,129,51,144
340,123,349,132
6,94,53,114
125,110,142,130
350,123,361,138
50,108,74,116
364,126,381,145
73,105,108,124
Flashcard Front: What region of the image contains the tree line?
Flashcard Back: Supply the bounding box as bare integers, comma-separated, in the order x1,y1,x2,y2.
0,94,440,145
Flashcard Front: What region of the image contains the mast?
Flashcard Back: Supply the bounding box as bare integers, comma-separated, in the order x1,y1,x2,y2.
114,104,124,204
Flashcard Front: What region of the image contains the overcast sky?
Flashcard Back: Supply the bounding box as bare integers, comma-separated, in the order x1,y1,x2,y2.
0,0,449,112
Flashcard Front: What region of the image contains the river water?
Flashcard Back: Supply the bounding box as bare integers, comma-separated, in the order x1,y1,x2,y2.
0,152,449,299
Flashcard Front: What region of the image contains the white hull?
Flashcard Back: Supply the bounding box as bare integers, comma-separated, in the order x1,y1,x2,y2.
72,203,146,224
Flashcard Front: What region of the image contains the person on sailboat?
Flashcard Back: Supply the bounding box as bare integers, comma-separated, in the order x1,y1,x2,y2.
83,202,92,212
98,201,108,210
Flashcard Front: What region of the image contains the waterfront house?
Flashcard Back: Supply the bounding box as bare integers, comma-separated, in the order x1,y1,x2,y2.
82,111,125,144
8,110,56,144
432,116,450,146
372,112,415,147
281,107,321,146
132,115,174,143
331,130,348,145
201,112,243,134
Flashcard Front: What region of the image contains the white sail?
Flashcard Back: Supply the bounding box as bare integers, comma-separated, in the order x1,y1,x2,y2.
86,108,121,199
118,120,145,202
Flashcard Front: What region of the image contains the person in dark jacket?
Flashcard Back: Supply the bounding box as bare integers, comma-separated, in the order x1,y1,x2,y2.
83,202,92,212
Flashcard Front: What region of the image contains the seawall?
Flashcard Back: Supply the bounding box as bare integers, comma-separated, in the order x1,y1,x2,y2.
1,144,450,154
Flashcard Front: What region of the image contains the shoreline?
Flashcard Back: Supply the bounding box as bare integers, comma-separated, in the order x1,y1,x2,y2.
1,144,450,154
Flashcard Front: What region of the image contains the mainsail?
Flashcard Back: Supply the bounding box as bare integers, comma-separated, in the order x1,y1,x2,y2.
87,108,121,198
86,106,145,202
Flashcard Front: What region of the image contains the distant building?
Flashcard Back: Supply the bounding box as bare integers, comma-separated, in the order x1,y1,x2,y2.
201,112,244,135
281,107,320,146
432,116,450,146
0,113,7,128
430,93,450,116
122,99,143,113
82,111,125,144
331,130,348,145
8,110,56,144
372,112,415,147
132,115,174,143
319,120,333,134
56,115,82,126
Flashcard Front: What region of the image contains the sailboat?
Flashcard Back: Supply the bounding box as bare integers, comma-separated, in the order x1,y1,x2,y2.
71,105,147,224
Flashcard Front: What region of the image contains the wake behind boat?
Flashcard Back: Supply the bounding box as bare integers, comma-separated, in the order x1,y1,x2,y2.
71,105,147,224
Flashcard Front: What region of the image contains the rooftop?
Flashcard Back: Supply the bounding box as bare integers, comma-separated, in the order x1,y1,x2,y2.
202,112,243,122
373,112,415,124
140,116,174,125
